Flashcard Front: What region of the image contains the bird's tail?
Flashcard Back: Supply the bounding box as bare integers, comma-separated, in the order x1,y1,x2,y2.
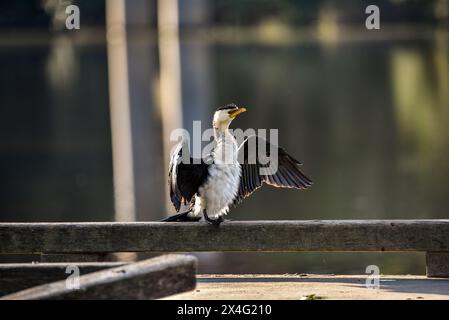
160,210,200,222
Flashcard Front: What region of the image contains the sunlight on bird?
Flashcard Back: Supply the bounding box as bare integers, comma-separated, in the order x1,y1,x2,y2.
162,104,312,226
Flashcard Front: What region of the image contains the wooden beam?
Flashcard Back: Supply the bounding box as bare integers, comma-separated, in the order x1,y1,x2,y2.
1,220,449,253
1,254,197,300
40,253,110,263
0,262,125,296
426,252,449,278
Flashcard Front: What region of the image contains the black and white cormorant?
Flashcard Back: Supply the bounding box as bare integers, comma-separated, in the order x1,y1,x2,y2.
162,104,312,226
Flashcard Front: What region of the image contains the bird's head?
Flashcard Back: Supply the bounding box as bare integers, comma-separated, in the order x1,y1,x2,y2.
213,103,247,131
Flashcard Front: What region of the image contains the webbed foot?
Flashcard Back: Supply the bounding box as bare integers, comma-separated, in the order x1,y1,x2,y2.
203,211,224,227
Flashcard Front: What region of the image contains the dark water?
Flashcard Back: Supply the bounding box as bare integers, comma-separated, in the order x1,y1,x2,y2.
1,31,448,274
215,40,449,223
0,42,113,222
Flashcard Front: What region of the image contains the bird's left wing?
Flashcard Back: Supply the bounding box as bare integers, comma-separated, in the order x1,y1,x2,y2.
234,135,312,204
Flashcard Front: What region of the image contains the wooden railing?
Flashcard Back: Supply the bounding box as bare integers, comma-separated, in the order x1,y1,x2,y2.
1,220,449,252
1,220,449,299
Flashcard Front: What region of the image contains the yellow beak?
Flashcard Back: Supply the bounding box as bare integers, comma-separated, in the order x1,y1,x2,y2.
229,107,247,118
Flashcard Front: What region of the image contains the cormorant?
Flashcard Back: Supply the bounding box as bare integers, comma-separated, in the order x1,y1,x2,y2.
162,104,312,225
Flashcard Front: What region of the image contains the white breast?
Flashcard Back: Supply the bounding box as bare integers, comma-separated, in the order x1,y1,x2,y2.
196,131,241,219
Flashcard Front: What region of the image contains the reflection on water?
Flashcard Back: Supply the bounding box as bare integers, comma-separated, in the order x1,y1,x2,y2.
1,29,448,274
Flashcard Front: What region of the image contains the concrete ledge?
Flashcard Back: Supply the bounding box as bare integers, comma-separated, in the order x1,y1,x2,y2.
165,274,449,300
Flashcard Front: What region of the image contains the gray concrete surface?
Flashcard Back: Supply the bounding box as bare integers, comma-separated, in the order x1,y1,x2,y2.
165,274,449,300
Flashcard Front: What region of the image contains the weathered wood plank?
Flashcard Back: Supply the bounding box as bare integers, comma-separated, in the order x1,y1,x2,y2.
426,252,449,278
0,262,125,296
40,253,110,263
1,254,197,300
1,220,449,253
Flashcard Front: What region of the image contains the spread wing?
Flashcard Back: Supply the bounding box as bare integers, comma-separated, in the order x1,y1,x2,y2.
168,141,209,212
234,135,312,204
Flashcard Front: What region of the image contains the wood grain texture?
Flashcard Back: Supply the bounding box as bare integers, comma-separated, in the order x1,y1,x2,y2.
0,262,125,296
1,254,197,300
1,220,449,253
426,252,449,278
40,253,110,263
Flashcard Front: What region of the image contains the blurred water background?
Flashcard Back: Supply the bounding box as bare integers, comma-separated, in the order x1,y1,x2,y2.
1,0,448,274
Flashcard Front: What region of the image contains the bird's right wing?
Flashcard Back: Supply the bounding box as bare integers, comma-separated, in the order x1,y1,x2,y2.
168,141,209,212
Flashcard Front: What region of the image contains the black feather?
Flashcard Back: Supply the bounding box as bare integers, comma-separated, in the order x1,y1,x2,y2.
217,103,238,111
233,135,312,205
168,143,210,212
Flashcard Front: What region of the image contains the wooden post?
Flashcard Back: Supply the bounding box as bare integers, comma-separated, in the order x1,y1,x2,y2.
106,0,136,222
1,255,197,300
426,252,449,278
